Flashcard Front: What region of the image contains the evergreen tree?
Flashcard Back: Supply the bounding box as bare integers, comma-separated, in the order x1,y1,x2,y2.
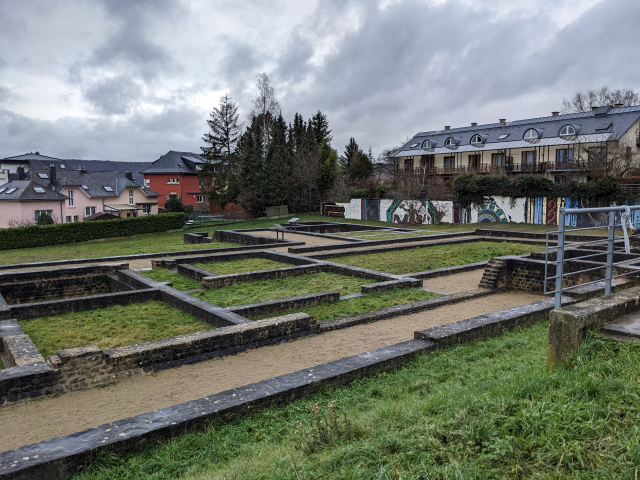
264,114,290,206
236,116,266,216
348,150,373,183
309,110,332,145
317,138,338,200
200,94,241,208
203,94,241,157
340,137,361,172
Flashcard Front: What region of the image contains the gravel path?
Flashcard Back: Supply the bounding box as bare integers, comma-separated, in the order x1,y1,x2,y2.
0,291,542,452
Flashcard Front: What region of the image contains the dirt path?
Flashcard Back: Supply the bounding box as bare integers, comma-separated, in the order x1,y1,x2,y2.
422,269,486,294
0,291,542,452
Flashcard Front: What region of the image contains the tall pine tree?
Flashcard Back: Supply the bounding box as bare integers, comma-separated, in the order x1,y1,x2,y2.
309,110,332,145
264,114,290,206
317,138,338,200
236,116,266,216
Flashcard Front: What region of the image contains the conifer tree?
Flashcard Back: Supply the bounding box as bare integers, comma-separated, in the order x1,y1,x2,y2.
264,114,290,206
317,138,338,200
236,116,266,215
309,110,332,145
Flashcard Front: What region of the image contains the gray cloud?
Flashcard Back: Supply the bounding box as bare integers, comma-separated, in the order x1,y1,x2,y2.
0,0,638,162
83,75,143,115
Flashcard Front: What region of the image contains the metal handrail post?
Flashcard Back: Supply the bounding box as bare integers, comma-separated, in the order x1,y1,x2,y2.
555,209,565,309
605,209,616,295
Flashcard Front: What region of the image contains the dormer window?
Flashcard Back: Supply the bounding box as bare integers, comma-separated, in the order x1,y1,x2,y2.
523,128,541,140
559,125,577,136
470,134,484,144
422,140,432,149
445,137,455,146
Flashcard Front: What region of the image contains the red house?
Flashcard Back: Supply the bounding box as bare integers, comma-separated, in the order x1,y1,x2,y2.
140,151,206,208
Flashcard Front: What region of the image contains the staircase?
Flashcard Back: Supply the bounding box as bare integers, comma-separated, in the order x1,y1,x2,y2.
479,258,507,289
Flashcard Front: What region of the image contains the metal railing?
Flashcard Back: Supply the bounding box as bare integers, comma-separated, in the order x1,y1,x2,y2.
545,205,640,309
402,161,580,176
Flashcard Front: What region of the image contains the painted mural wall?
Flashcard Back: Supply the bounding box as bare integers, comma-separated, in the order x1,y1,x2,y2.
334,197,640,228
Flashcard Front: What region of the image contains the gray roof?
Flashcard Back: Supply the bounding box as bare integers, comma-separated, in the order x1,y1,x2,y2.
140,150,205,175
393,105,640,157
0,180,68,201
65,160,152,184
27,170,159,199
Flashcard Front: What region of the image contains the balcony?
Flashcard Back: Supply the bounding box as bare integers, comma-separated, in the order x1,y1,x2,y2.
400,162,580,176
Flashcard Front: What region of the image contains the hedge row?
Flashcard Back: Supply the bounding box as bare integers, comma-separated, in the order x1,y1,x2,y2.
454,173,629,205
0,213,187,251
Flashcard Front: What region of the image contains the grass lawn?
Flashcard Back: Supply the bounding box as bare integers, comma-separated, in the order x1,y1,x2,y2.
195,258,290,275
0,228,238,265
192,272,374,308
0,213,607,267
139,269,202,290
334,241,542,274
20,301,212,359
72,323,640,479
256,288,439,321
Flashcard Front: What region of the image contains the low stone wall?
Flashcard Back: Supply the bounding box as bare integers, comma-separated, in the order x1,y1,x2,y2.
214,230,291,245
416,296,576,347
153,249,316,270
1,289,159,321
202,264,326,289
227,291,340,318
0,320,44,368
0,275,117,305
177,264,220,281
0,313,317,407
0,263,127,285
0,293,577,480
547,286,640,367
287,231,475,254
360,278,422,293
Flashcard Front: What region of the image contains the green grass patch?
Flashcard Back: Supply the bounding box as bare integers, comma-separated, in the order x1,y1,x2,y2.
351,232,438,240
192,272,373,308
71,323,640,479
0,356,4,369
195,257,289,275
20,301,211,359
139,268,202,290
334,240,542,274
256,288,439,321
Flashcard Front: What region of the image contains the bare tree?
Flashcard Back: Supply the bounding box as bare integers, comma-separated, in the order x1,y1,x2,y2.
249,73,281,142
561,86,639,114
572,136,639,178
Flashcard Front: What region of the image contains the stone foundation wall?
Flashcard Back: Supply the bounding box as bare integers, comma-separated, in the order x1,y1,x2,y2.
0,275,115,305
0,313,317,406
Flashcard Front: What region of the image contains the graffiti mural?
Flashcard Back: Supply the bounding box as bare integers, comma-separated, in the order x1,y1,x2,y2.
363,199,380,221
386,200,436,224
476,198,510,223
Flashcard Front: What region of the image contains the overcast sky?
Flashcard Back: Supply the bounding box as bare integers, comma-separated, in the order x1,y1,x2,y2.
0,0,638,162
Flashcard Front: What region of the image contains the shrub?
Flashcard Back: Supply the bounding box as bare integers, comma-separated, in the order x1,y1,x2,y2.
376,185,386,199
588,176,621,202
164,195,185,213
350,189,367,199
0,213,187,251
36,213,54,225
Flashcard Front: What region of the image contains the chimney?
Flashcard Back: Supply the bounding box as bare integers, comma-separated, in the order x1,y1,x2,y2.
16,167,25,180
614,103,623,108
79,166,87,175
471,122,477,126
125,171,133,181
591,106,598,111
49,164,56,186
444,126,451,130
499,119,506,124
551,111,559,116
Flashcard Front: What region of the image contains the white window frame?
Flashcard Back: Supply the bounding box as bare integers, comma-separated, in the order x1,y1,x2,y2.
523,129,538,140
68,190,74,207
129,189,134,205
85,206,96,216
470,134,483,144
144,178,150,187
444,137,455,147
559,125,576,136
35,210,53,221
422,140,432,149
197,194,204,203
